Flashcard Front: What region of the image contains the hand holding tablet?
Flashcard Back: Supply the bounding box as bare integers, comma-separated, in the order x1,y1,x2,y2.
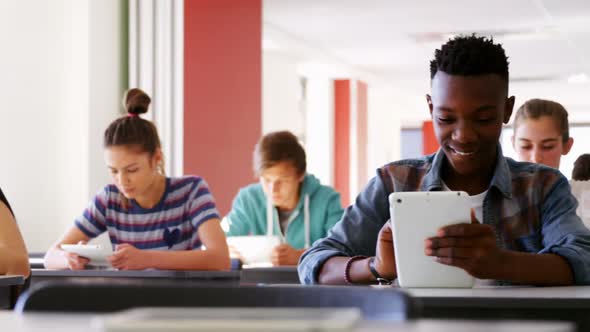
424,206,505,282
61,244,113,268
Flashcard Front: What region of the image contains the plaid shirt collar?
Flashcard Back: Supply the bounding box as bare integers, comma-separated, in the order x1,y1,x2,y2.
420,145,513,199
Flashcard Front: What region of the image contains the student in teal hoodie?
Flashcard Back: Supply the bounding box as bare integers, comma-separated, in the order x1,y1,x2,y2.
224,131,344,266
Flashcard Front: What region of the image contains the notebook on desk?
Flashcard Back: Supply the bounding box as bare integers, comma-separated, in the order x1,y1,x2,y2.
95,307,360,332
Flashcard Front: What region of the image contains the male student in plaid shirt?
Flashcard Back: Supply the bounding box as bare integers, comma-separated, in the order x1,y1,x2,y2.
299,35,590,286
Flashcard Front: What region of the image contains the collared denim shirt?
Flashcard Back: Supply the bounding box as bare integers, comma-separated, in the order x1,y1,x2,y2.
298,148,590,285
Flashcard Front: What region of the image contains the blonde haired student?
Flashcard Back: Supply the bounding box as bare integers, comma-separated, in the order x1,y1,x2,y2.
0,188,29,277
44,89,230,271
512,98,574,169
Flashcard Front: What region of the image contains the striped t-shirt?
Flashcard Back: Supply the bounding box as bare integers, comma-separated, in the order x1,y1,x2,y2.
75,176,220,251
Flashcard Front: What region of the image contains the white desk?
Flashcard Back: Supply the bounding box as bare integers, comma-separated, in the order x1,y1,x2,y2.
398,286,590,331
0,312,572,332
30,269,239,287
405,285,590,299
240,266,299,284
0,275,25,309
0,275,24,287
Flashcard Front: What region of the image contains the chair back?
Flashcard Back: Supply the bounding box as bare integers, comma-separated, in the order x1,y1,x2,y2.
16,281,416,320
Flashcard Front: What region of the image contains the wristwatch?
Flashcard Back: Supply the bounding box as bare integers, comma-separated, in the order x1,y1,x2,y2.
368,256,394,285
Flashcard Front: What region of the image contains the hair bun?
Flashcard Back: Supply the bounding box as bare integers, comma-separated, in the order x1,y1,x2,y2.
124,88,151,115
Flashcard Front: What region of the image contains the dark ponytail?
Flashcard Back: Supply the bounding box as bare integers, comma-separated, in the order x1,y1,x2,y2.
103,88,161,156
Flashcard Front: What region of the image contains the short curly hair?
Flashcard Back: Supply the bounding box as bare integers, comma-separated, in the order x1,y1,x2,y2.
430,34,509,82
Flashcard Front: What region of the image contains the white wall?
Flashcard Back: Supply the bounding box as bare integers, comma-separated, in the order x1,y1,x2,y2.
87,0,128,248
261,51,409,192
303,70,335,187
0,0,125,252
367,87,403,179
262,53,336,187
262,52,304,136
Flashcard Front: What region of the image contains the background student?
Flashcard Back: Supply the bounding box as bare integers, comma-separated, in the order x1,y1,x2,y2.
224,131,343,266
573,154,590,181
512,98,574,170
44,89,230,271
571,154,590,228
299,35,590,286
0,187,29,277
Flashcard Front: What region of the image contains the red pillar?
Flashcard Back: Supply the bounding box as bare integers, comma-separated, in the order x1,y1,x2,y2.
334,80,351,206
333,79,368,207
184,0,262,214
356,81,368,194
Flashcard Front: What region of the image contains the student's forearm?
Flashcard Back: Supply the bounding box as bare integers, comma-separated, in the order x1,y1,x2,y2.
0,247,30,277
498,251,574,286
318,256,376,285
146,249,231,271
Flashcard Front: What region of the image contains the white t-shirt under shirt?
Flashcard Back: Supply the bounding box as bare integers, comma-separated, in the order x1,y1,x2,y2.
570,180,590,229
441,181,487,223
441,181,490,286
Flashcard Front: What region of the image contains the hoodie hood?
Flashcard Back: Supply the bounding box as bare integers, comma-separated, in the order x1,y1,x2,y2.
300,174,322,199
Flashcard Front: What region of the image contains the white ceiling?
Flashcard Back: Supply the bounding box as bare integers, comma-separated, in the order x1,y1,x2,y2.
263,0,590,123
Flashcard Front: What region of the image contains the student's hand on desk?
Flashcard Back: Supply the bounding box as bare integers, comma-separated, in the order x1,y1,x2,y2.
108,243,150,270
424,210,507,279
271,244,305,266
375,220,397,279
63,252,89,270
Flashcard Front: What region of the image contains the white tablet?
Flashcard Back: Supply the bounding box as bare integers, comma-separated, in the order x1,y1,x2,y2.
94,307,361,332
389,191,475,288
60,244,113,267
226,235,281,266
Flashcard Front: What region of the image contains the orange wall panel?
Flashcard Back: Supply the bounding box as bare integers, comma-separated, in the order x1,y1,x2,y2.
422,120,439,155
334,80,350,206
356,81,368,193
184,0,262,214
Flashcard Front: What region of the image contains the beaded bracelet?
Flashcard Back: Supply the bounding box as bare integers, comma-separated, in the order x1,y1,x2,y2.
344,255,368,284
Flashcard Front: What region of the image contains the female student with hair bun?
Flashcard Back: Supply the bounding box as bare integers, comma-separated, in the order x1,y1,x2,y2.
0,188,29,277
44,88,230,271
